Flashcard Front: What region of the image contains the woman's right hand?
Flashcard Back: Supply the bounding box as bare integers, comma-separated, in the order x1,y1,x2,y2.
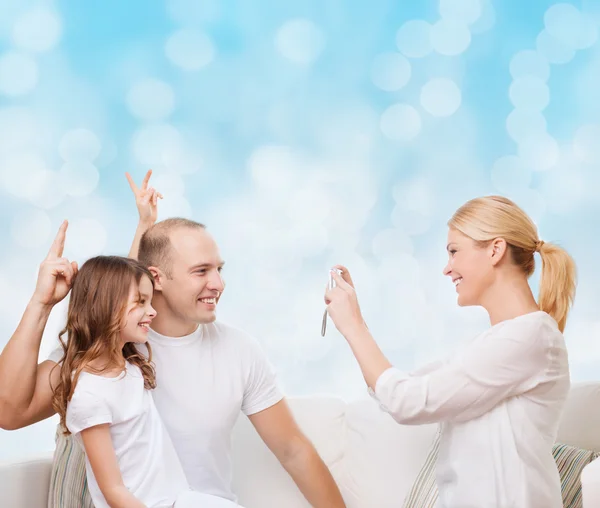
31,221,78,307
125,169,163,226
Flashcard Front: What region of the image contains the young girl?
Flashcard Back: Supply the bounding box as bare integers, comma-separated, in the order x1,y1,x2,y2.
325,196,576,508
51,255,239,508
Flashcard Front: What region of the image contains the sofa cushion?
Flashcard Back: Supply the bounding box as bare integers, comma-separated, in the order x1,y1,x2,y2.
232,396,349,507
404,434,600,508
554,443,600,508
401,429,440,508
47,427,93,508
343,398,438,507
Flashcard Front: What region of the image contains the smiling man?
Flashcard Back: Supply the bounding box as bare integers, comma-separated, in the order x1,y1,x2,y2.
132,217,345,505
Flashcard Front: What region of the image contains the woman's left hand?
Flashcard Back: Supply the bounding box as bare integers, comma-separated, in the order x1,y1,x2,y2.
325,265,367,338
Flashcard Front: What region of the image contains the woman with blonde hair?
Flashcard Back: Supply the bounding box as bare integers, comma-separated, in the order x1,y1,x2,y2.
325,196,576,508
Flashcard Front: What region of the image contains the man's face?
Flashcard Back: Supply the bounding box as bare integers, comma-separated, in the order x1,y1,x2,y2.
157,227,225,325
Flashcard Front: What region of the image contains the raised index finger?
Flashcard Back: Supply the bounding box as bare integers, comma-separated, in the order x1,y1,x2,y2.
47,220,68,259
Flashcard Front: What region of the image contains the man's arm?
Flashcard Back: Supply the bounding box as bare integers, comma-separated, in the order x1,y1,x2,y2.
0,222,75,430
125,170,161,259
248,400,345,508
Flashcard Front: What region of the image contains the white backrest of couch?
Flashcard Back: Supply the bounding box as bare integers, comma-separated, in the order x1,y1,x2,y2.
231,394,438,508
232,381,600,508
557,381,600,452
0,453,53,508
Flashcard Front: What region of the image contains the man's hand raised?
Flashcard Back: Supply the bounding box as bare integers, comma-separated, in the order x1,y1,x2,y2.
126,169,163,227
31,221,78,307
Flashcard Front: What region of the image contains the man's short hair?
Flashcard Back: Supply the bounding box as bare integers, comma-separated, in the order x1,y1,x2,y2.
138,218,205,277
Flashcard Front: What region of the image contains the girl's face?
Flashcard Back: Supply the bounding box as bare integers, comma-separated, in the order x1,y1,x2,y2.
120,276,156,345
442,228,495,307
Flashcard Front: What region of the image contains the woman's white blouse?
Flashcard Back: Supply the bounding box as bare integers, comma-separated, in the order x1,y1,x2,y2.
371,311,570,508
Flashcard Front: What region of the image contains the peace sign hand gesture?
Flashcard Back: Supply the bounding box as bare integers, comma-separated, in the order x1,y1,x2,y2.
31,221,79,307
125,169,163,226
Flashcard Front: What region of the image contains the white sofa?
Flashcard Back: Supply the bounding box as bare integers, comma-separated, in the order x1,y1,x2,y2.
2,382,600,508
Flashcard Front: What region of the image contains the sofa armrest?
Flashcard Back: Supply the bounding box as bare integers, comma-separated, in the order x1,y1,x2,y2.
0,452,53,508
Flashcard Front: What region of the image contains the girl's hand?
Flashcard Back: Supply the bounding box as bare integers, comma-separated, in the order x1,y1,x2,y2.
125,169,163,226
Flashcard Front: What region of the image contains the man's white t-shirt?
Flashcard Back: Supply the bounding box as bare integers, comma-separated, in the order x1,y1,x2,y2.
51,321,283,502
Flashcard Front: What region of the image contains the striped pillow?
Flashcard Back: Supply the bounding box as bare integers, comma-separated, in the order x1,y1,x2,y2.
402,428,441,508
47,426,94,508
402,432,599,508
554,443,600,508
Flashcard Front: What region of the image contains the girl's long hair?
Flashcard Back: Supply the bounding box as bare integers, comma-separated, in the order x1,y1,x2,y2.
51,256,157,434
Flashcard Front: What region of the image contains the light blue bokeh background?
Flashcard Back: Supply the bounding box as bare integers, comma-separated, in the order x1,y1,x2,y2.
2,0,600,460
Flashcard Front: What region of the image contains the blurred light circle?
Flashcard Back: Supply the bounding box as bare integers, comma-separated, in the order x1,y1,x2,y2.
58,128,101,162
0,107,38,154
157,195,192,220
505,109,547,142
162,146,203,175
391,206,432,235
439,0,482,24
544,3,597,50
152,173,186,196
10,209,52,249
370,52,411,91
538,166,585,213
509,77,550,111
509,50,550,81
1,152,47,199
0,51,38,96
518,133,559,171
165,29,215,71
536,30,575,65
420,78,462,117
380,104,421,141
470,0,496,34
430,19,471,56
275,18,325,65
395,20,433,58
573,124,600,163
29,170,67,209
165,0,221,26
68,219,108,259
490,155,533,193
132,124,183,165
59,161,100,197
248,145,298,194
372,228,414,258
127,78,175,121
11,6,62,53
392,179,436,216
287,187,332,224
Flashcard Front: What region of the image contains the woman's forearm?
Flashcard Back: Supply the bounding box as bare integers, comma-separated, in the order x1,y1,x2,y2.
344,325,393,390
